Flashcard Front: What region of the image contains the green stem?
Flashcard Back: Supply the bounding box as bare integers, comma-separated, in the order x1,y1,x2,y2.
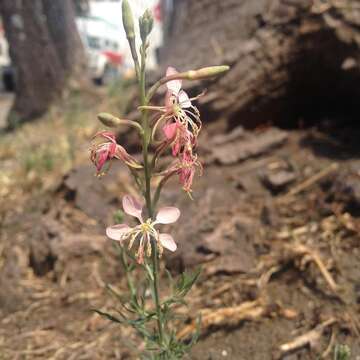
151,243,163,343
139,43,164,345
140,59,153,217
129,40,140,80
120,248,136,299
153,173,172,209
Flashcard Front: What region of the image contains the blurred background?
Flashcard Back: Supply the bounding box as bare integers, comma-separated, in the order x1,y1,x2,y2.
1,0,360,359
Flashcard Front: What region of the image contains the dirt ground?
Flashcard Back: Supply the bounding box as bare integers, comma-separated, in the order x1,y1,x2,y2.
1,94,360,359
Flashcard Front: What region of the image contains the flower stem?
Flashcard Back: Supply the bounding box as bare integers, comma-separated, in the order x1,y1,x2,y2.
151,243,163,344
120,247,136,299
139,43,164,346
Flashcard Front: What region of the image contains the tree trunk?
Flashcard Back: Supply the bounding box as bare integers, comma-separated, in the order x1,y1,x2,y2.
42,0,87,77
161,0,360,127
0,0,65,126
0,0,86,127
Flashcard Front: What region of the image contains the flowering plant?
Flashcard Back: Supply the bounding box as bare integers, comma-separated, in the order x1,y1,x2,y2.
91,2,229,358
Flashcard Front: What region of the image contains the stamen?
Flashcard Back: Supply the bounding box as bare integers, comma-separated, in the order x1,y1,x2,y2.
128,231,139,250
136,236,145,264
157,241,163,258
146,237,152,257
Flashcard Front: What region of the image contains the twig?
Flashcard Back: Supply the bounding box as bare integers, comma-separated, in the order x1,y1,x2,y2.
177,300,265,340
344,310,360,337
258,265,282,290
49,341,83,360
279,318,337,356
321,327,336,359
291,244,339,293
280,163,339,199
10,343,60,356
8,329,52,341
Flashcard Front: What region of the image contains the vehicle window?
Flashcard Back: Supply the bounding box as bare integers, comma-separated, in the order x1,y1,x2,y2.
87,36,101,50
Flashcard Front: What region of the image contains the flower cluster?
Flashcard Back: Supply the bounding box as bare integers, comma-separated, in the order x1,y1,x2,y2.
90,64,227,259
156,67,203,194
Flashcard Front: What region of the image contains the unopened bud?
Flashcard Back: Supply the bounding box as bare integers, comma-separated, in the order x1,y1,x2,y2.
139,9,154,43
122,0,135,39
186,65,230,80
98,112,123,127
98,112,144,133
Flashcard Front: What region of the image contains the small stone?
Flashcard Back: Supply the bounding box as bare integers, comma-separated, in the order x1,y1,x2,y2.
261,169,296,193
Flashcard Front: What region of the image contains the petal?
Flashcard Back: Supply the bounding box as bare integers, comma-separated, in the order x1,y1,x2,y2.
96,150,108,172
163,123,177,139
165,90,173,109
166,66,181,95
108,142,117,158
166,66,178,77
172,141,180,156
156,207,180,224
178,90,192,108
159,233,177,252
122,195,143,222
106,224,131,241
99,131,116,142
114,144,130,161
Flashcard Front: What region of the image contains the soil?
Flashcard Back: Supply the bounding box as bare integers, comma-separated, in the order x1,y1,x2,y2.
1,115,360,359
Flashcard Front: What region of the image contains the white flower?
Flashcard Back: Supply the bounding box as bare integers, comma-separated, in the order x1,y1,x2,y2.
164,66,202,138
106,195,180,263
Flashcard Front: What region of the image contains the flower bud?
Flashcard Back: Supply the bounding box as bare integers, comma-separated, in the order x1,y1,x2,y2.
98,112,123,127
122,0,135,40
186,65,230,80
98,112,144,134
139,9,154,43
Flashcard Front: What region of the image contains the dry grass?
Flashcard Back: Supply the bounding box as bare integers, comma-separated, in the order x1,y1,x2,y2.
0,82,136,217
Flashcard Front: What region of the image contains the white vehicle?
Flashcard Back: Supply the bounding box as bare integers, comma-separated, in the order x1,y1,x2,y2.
0,26,9,68
77,16,124,84
0,25,14,91
0,1,164,89
83,0,164,76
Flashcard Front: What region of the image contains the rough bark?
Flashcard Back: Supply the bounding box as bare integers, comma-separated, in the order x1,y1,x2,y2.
0,0,65,125
161,0,360,127
0,0,87,127
42,0,87,77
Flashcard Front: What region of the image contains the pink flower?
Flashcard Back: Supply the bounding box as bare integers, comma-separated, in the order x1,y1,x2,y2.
106,195,180,264
177,151,202,194
90,131,141,175
159,150,203,195
164,67,202,138
162,120,196,157
139,66,202,157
